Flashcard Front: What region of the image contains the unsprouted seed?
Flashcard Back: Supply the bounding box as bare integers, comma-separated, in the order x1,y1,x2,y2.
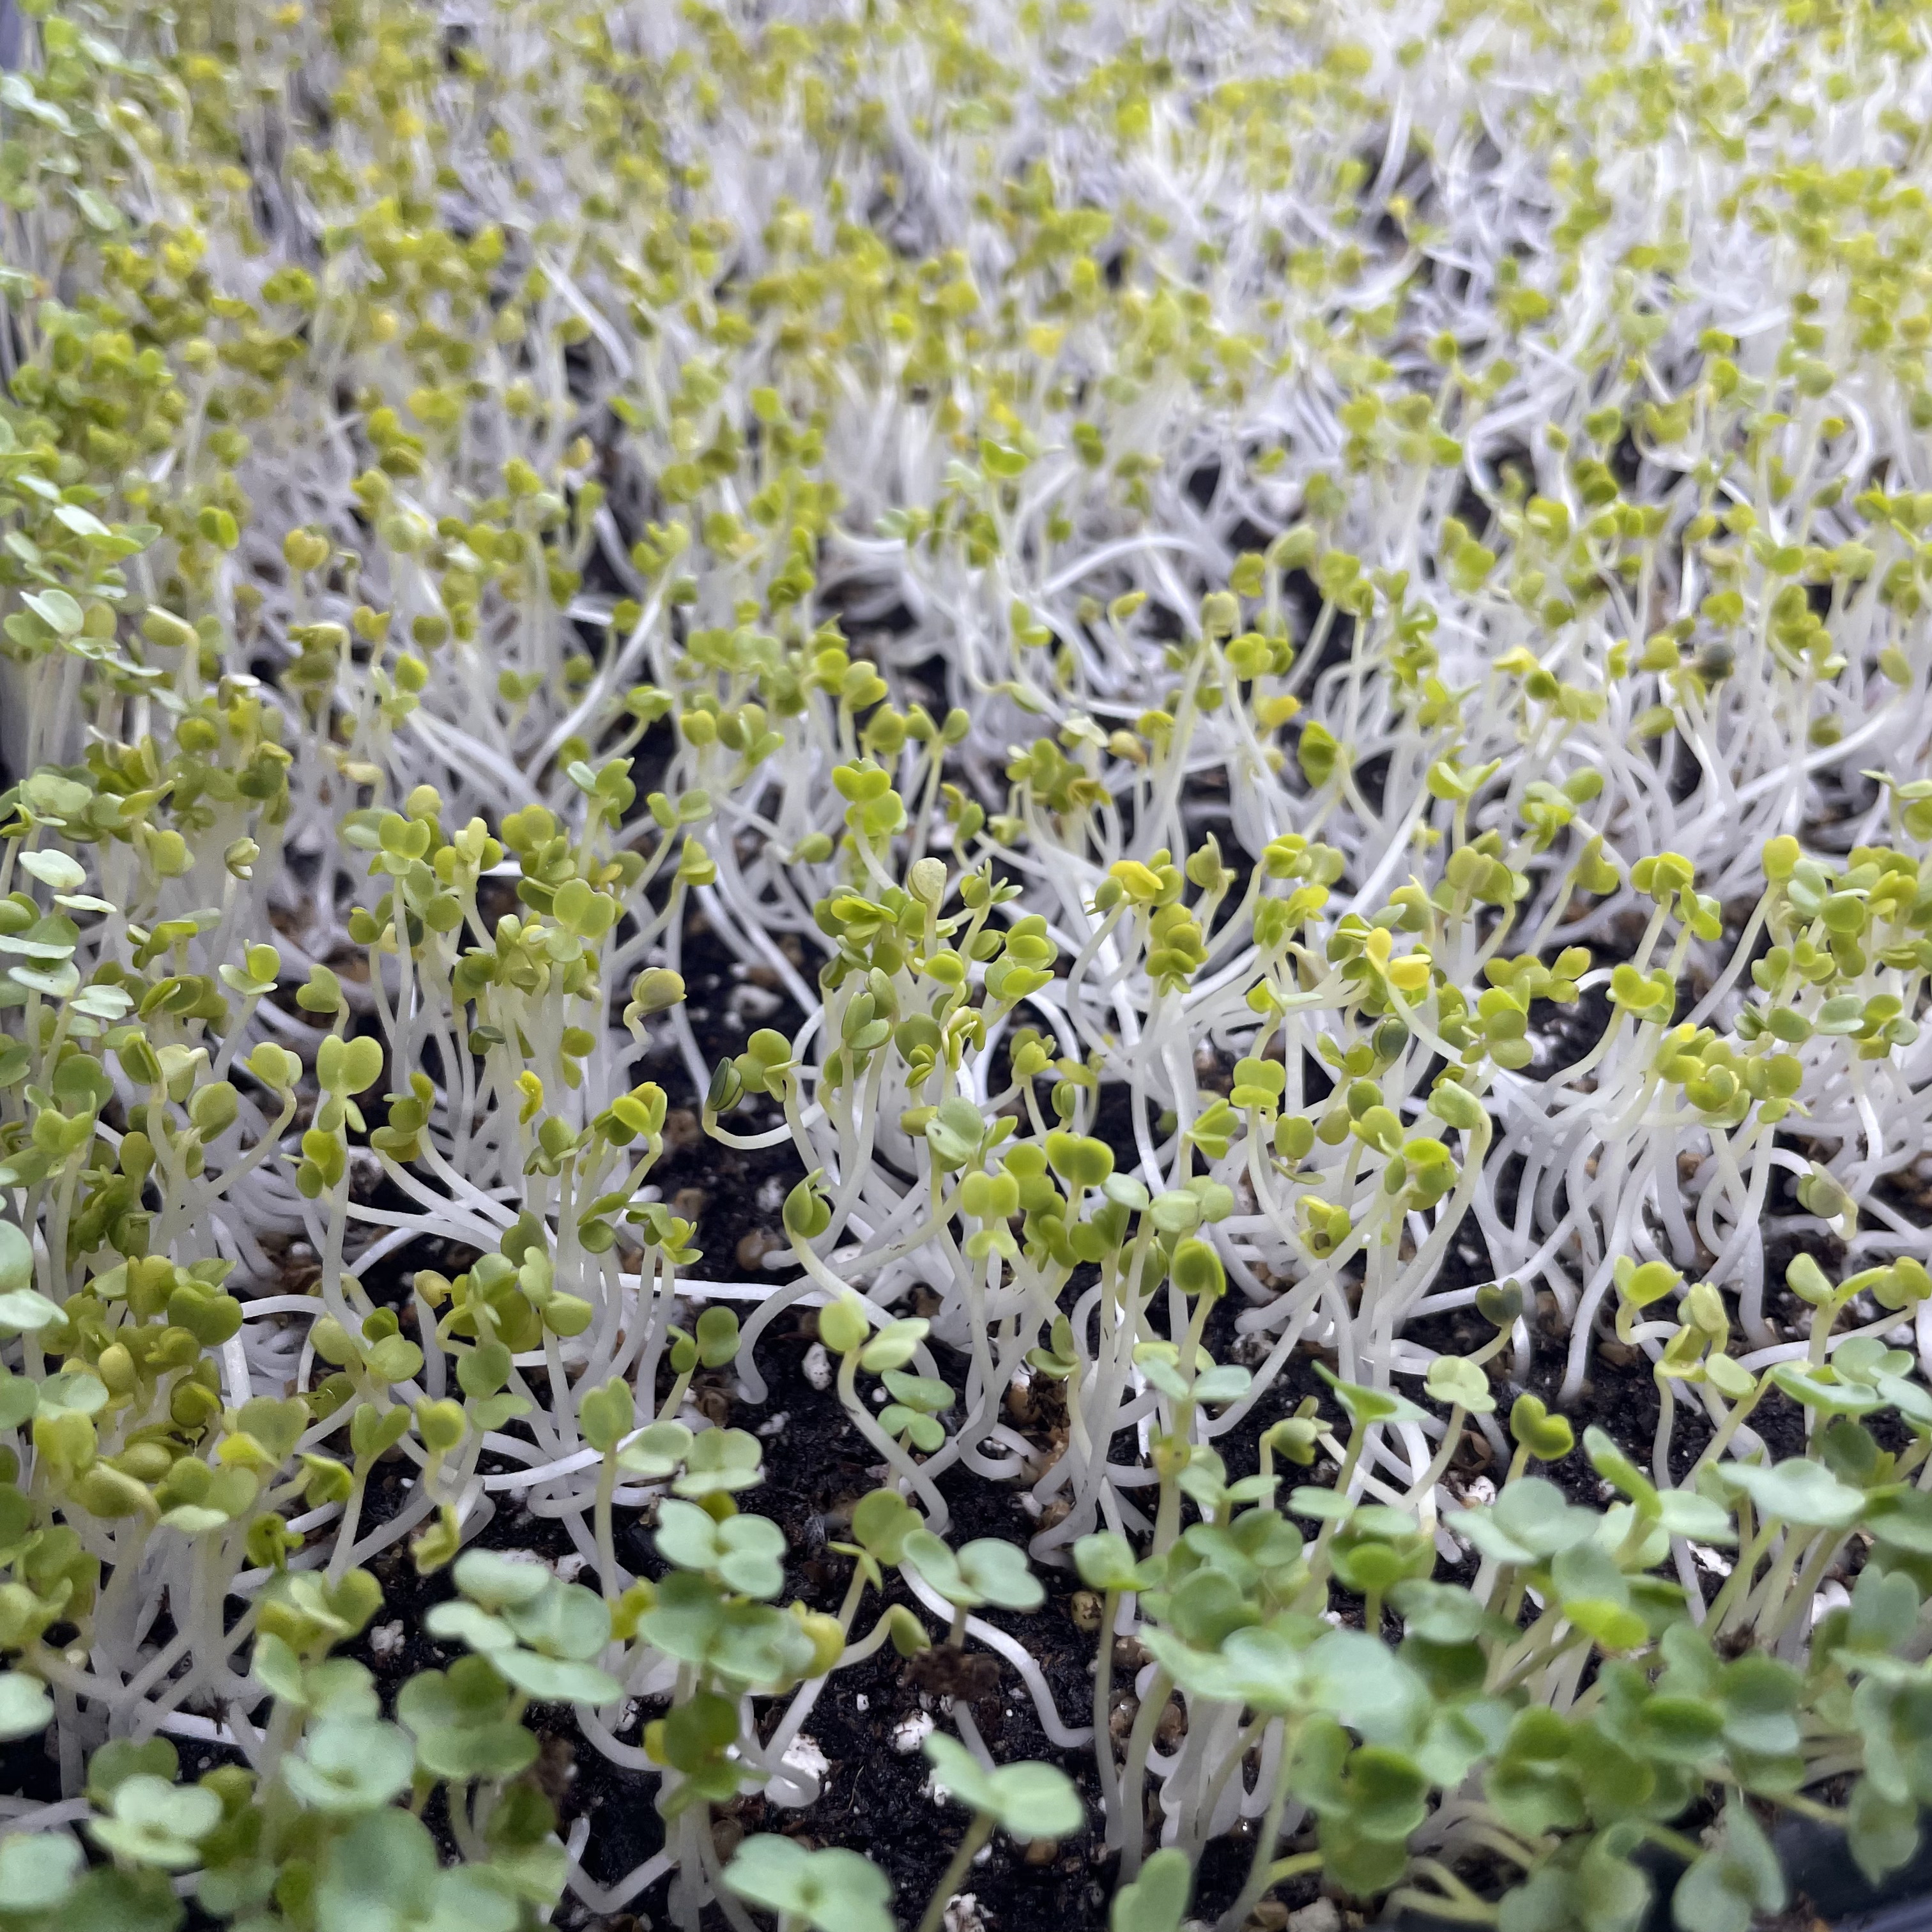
1,0,1931,1928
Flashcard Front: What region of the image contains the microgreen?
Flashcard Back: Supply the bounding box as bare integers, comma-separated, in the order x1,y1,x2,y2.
724,1834,896,1932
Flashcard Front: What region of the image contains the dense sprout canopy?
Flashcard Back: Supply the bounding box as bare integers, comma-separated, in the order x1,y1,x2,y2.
4,0,1932,1928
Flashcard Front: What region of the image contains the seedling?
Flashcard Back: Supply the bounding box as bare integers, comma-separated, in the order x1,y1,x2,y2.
724,1834,896,1932
917,1733,1084,1932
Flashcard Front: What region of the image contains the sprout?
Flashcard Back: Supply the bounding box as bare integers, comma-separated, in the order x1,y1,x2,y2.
917,1733,1084,1932
723,1835,895,1932
314,1809,520,1932
281,1719,417,1816
86,1774,223,1870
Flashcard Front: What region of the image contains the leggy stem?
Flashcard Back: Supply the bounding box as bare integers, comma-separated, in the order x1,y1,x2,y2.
1215,1717,1303,1932
1092,1586,1122,1836
1116,1664,1173,1874
916,1814,995,1932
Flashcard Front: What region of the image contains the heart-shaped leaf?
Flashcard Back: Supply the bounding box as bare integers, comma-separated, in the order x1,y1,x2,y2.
1509,1393,1575,1460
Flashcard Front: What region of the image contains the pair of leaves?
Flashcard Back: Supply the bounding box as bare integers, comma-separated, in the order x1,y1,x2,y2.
656,1499,787,1597
425,1552,620,1704
924,1732,1082,1839
902,1529,1043,1611
315,1806,521,1932
617,1422,763,1496
283,1718,416,1814
723,1836,894,1932
87,1774,223,1869
397,1655,539,1781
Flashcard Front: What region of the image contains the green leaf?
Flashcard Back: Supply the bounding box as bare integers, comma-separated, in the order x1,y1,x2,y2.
578,1379,635,1455
919,1746,1004,1816
1074,1532,1143,1592
1769,1362,1882,1417
63,1867,187,1932
1338,1744,1430,1840
615,1418,694,1477
1551,1542,1629,1609
0,1220,31,1292
24,588,83,636
1289,1485,1358,1523
1848,1774,1922,1885
901,1529,963,1602
0,1670,52,1740
1315,1362,1425,1427
1579,1836,1652,1932
316,1809,433,1932
1453,1478,1598,1563
1844,1563,1919,1655
87,1774,222,1869
502,1578,613,1660
1110,1846,1190,1932
0,1368,35,1430
451,1549,551,1613
281,1717,415,1814
1137,1354,1192,1402
1508,1393,1575,1460
423,1601,516,1653
17,850,85,894
858,1317,928,1373
1653,1489,1735,1543
1671,1797,1785,1932
1301,1627,1429,1742
1192,1364,1253,1406
672,1427,763,1496
1315,1812,1408,1896
88,1739,181,1808
1426,1356,1496,1414
1635,1696,1723,1763
397,1656,539,1782
925,1100,986,1169
881,1369,953,1414
1716,1456,1864,1529
1563,1598,1650,1652
630,1566,721,1662
925,1733,1082,1839
316,1806,519,1932
851,1489,921,1564
1147,1623,1305,1713
39,1368,109,1415
705,1598,817,1690
955,1538,1043,1611
1719,1653,1802,1759
656,1499,787,1597
1866,1485,1932,1554
0,1831,80,1912
237,1395,309,1463
490,1651,622,1704
695,1306,740,1367
1390,1579,1498,1644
